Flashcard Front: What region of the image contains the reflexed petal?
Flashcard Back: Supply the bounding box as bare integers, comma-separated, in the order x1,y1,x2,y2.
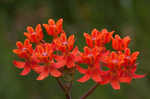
76,65,87,74
99,79,110,85
20,66,31,76
131,51,139,59
120,77,131,83
77,74,90,83
74,56,82,62
133,74,145,79
24,32,31,38
37,71,49,80
54,61,65,68
50,68,62,77
92,73,102,82
13,60,25,69
111,81,120,90
13,49,21,54
54,55,64,61
67,61,75,68
72,46,79,55
124,48,131,56
33,66,45,73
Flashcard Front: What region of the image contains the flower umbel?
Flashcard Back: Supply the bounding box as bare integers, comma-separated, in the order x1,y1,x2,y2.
13,18,145,99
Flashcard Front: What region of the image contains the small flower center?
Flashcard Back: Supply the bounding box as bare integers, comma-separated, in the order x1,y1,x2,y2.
63,41,68,45
88,53,93,57
42,52,47,56
22,48,27,51
126,56,131,59
112,59,118,64
32,32,36,34
92,37,96,40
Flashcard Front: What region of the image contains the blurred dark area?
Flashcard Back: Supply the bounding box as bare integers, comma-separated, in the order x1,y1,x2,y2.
0,0,150,99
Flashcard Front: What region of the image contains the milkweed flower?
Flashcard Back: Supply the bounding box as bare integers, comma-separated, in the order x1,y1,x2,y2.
24,24,43,43
43,18,63,38
84,28,114,48
53,32,81,69
13,39,33,58
13,39,38,75
54,46,81,69
99,49,145,90
13,18,145,91
77,46,103,83
112,35,131,51
33,43,63,80
54,32,75,52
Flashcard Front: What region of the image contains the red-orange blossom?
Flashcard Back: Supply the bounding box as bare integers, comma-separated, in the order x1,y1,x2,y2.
13,18,145,90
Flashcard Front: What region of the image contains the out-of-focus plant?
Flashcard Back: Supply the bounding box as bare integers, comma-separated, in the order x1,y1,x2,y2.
13,18,145,99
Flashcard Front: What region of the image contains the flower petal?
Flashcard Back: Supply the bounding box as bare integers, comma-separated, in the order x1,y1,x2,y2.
133,74,145,79
20,66,31,76
120,77,131,83
33,66,45,73
77,74,90,83
111,81,120,90
92,73,102,82
76,65,87,74
68,34,75,51
50,68,62,77
37,71,49,80
13,60,25,69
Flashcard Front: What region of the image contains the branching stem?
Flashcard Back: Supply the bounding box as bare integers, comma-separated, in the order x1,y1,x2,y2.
80,83,99,99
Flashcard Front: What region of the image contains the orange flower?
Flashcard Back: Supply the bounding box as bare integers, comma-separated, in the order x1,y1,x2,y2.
77,65,102,83
13,39,33,58
77,46,103,83
24,24,43,43
34,60,62,80
54,46,81,68
112,35,130,51
43,18,63,38
84,28,114,48
119,48,145,83
100,49,145,90
12,18,145,92
13,60,37,76
100,51,124,90
34,43,53,63
84,29,99,48
54,32,75,52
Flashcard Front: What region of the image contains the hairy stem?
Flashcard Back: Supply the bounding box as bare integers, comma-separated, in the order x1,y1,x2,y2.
80,83,99,99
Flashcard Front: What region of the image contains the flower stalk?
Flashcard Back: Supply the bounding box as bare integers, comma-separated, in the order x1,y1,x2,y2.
80,83,99,99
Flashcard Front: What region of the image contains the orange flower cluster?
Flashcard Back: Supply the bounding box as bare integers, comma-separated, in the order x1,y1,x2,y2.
13,18,145,90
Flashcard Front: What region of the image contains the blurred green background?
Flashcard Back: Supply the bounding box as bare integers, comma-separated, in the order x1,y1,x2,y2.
0,0,149,99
